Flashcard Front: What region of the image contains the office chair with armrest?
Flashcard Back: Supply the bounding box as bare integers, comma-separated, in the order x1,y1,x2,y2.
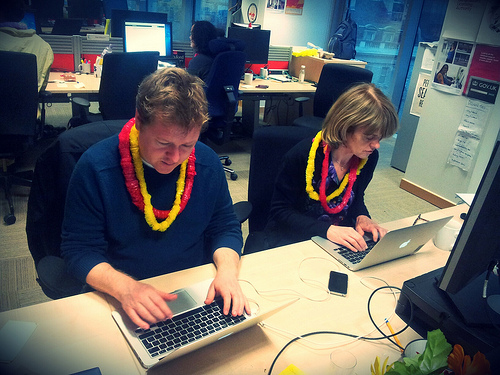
200,38,246,181
70,51,160,126
26,120,124,299
293,64,373,130
243,125,317,254
0,51,39,225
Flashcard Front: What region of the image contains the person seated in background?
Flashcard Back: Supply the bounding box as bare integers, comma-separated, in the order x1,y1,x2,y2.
0,0,53,93
265,83,399,252
187,20,217,81
61,68,250,330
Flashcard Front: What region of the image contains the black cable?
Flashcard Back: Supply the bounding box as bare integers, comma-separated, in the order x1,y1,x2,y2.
267,285,414,375
367,286,409,352
484,259,500,332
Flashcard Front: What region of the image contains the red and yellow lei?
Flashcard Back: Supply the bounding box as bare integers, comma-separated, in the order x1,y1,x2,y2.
305,131,367,214
118,118,196,232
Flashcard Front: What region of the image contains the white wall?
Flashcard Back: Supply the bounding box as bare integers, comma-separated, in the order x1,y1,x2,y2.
403,0,500,204
262,1,334,48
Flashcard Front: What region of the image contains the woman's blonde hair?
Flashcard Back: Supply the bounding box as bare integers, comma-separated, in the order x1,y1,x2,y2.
136,67,209,131
321,83,398,148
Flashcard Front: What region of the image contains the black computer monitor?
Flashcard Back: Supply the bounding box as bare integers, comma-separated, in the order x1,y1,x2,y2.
103,0,128,19
227,27,270,65
111,9,168,38
438,141,500,319
31,0,64,22
66,0,102,20
123,21,173,59
396,142,500,355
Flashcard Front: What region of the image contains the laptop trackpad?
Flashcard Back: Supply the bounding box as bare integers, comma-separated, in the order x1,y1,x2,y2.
169,290,198,315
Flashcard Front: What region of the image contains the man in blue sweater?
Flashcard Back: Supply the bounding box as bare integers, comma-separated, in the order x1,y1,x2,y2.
61,68,249,329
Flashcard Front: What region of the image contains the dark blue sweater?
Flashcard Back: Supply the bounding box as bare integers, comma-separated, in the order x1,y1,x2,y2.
61,135,242,283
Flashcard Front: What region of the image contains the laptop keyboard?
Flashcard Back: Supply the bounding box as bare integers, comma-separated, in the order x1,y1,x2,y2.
134,299,246,358
336,239,376,264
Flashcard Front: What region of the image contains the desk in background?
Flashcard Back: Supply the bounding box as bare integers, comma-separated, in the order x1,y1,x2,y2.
0,205,467,375
46,72,101,117
239,77,317,134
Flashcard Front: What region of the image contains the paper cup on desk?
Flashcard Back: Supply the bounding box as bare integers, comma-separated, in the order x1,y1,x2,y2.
244,72,253,85
433,219,462,251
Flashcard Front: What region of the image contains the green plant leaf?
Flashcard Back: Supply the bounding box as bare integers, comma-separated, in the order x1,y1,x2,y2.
384,329,452,375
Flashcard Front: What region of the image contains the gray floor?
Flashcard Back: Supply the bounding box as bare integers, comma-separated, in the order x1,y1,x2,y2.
0,103,437,312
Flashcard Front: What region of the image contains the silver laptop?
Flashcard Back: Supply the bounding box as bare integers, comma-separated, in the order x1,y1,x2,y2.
312,216,453,271
112,278,293,369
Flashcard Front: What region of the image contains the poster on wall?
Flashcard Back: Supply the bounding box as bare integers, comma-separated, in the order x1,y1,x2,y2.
410,73,431,117
431,38,474,95
285,0,304,15
463,44,500,104
267,0,285,13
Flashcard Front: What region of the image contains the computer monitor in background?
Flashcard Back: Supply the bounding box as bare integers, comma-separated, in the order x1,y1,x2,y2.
438,141,500,320
124,21,173,59
103,0,128,19
66,0,102,21
31,0,64,24
397,141,500,355
111,9,168,38
20,10,37,32
227,27,270,65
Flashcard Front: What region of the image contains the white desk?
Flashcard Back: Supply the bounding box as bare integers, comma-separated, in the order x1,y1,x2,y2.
0,205,467,375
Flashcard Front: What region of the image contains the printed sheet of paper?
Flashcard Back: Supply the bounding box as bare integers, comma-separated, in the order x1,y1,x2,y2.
447,99,492,171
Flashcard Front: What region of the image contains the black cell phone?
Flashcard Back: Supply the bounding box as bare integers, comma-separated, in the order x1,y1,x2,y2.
328,271,348,296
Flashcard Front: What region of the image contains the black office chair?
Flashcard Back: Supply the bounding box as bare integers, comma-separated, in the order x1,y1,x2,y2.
70,51,160,126
293,64,373,130
201,38,246,181
26,120,124,299
243,125,317,254
0,51,39,225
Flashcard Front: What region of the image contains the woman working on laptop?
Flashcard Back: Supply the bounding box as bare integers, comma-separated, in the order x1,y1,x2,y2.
265,83,398,252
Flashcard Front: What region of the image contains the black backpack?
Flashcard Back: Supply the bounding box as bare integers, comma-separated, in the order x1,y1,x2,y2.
328,7,357,60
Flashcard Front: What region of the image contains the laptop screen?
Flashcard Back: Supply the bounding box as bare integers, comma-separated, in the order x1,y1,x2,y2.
123,21,172,58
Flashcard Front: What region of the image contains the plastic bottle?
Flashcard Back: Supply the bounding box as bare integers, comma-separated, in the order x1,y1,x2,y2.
101,44,113,58
299,65,306,83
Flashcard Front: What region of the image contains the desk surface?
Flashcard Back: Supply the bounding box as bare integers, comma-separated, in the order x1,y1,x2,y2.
0,206,467,375
46,73,316,96
47,71,101,94
239,77,316,95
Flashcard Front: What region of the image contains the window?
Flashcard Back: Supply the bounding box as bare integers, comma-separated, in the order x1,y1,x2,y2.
348,0,447,111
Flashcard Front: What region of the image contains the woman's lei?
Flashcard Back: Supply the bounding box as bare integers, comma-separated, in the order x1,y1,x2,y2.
305,131,367,214
118,119,196,232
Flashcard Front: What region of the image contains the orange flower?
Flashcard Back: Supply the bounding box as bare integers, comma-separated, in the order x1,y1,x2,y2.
447,344,491,375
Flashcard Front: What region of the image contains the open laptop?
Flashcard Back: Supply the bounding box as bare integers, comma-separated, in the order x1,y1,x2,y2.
312,216,453,271
112,278,294,369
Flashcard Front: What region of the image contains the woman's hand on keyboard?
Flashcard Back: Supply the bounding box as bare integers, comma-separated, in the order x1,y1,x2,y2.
327,225,368,252
355,215,388,243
